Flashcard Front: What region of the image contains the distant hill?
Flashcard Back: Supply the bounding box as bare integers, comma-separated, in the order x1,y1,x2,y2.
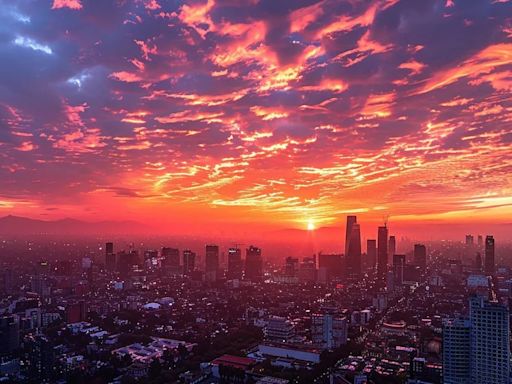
0,215,148,235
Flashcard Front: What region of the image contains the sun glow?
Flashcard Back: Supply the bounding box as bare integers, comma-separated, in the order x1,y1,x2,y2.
307,219,315,231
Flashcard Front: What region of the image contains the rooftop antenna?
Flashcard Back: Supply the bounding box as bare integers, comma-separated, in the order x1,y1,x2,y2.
383,214,390,228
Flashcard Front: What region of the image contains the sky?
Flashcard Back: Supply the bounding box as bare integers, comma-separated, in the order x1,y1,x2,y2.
0,0,511,237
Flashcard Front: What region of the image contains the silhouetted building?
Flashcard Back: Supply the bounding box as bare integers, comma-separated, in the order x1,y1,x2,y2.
162,247,180,268
245,245,263,281
183,249,196,275
298,257,316,282
345,215,357,256
106,242,116,271
0,269,14,295
443,318,471,384
484,235,495,275
414,244,427,269
465,234,474,246
66,301,87,323
205,245,220,282
475,252,482,271
318,253,343,282
388,235,396,263
377,226,388,278
345,216,361,277
284,257,299,277
366,239,377,272
0,315,20,355
477,235,483,247
117,250,139,276
227,248,243,279
26,334,57,381
393,254,406,285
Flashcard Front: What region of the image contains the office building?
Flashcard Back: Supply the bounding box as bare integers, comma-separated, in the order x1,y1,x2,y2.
345,215,357,255
227,247,243,279
377,226,388,278
345,216,361,277
311,313,347,349
105,242,116,271
465,235,474,247
0,315,20,355
484,235,495,275
318,253,343,282
443,318,471,384
298,257,316,283
469,296,509,383
413,244,427,269
366,239,377,272
162,247,180,268
388,235,396,262
443,297,510,384
205,245,220,282
392,254,406,286
183,250,196,275
245,245,263,281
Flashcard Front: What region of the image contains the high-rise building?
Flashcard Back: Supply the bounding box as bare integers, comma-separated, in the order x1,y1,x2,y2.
366,239,377,272
311,313,348,349
477,235,483,247
377,226,388,278
465,234,474,246
245,245,263,281
346,219,361,277
227,248,243,279
162,247,180,268
469,296,510,383
264,316,295,343
0,315,20,355
443,318,471,384
392,254,406,286
443,297,510,384
475,252,482,271
298,257,317,283
25,334,56,381
0,269,14,295
388,235,396,263
318,253,343,282
484,235,495,275
413,244,427,269
106,242,116,271
183,250,196,275
345,215,357,256
205,245,220,281
284,257,300,277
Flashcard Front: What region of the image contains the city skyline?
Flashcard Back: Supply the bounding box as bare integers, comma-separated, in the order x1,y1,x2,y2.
0,0,511,236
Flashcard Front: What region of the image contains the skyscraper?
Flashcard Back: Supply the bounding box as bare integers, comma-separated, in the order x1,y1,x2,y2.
392,254,406,286
443,297,510,384
469,296,510,383
443,318,471,384
484,235,495,275
377,226,388,278
345,215,357,256
465,234,474,246
183,249,196,275
345,219,361,277
388,235,396,263
366,239,377,272
245,245,263,281
105,242,116,271
162,247,180,268
227,247,243,279
413,244,427,269
205,245,220,281
477,235,483,247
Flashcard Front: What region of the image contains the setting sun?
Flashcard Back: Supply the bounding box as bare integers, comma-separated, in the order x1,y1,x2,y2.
307,220,315,231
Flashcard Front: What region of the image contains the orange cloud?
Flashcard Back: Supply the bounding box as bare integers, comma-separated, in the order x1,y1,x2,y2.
418,43,512,94
51,0,82,10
